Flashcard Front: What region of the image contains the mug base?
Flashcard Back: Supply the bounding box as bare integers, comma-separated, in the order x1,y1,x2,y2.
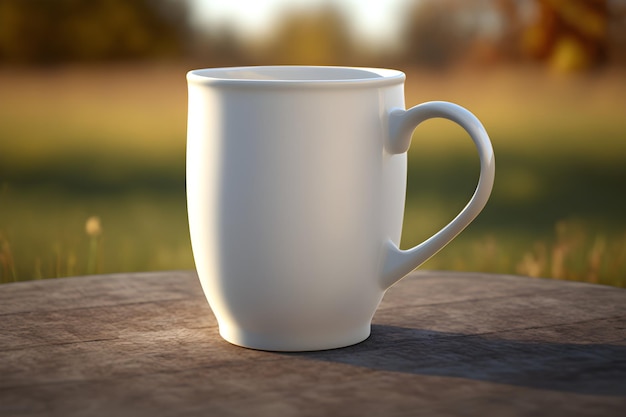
218,323,371,352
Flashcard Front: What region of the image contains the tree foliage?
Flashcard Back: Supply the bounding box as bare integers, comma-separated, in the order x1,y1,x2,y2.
401,0,469,68
521,0,609,71
0,0,620,71
265,4,353,65
0,0,190,65
400,0,614,71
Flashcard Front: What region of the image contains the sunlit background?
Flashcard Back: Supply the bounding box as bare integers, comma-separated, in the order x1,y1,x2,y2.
1,0,625,286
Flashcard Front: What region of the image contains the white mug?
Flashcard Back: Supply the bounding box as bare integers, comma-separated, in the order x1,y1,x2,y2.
186,66,495,351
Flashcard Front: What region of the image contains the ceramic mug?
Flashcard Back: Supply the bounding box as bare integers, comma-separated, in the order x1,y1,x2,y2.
186,66,495,351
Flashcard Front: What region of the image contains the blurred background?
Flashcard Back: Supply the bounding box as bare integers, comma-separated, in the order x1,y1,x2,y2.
0,0,625,286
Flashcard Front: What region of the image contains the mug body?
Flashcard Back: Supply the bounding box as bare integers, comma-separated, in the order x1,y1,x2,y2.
186,66,407,351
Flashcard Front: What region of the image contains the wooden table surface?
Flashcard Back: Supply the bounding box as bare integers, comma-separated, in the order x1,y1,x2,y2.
1,270,625,417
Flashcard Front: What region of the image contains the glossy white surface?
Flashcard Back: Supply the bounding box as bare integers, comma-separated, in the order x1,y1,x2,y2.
186,66,495,351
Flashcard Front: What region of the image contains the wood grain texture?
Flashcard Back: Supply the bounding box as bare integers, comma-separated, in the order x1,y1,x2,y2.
0,271,625,417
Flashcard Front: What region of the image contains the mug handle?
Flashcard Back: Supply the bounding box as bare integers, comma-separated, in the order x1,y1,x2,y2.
380,101,495,290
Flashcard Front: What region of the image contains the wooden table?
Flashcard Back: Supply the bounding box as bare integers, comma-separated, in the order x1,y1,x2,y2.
1,271,625,417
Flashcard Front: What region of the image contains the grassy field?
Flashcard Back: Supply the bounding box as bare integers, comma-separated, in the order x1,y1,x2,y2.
1,63,625,286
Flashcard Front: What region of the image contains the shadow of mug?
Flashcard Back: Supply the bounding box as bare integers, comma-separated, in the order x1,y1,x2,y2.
283,324,626,397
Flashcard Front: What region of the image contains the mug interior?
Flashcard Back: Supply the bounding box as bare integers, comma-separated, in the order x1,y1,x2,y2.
187,66,405,86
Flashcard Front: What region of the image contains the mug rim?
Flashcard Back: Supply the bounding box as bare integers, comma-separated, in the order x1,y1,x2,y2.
187,66,406,88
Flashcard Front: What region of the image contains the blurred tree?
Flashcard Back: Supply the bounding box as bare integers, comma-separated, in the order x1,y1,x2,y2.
194,25,248,66
521,0,609,71
401,0,516,69
400,0,618,71
265,4,353,65
493,0,524,62
401,0,468,68
609,0,626,66
0,0,190,65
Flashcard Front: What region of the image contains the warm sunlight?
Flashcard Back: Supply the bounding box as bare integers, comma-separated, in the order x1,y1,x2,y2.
188,0,409,47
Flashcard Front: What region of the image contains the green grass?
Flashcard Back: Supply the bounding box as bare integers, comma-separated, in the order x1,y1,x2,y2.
1,64,625,286
0,185,192,281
